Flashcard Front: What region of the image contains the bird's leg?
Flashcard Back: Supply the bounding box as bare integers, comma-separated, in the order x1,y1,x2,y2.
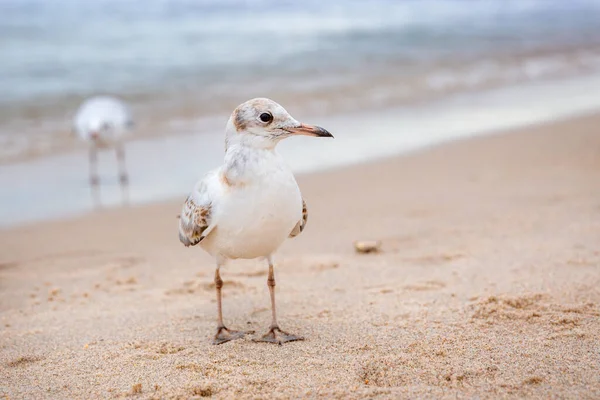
254,257,304,345
212,267,252,345
89,145,100,207
116,144,129,205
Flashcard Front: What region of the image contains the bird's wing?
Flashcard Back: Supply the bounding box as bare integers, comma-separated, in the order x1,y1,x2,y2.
178,173,217,247
289,198,308,238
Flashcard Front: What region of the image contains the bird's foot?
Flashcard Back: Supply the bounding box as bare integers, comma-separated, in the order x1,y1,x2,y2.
212,326,253,345
253,326,304,345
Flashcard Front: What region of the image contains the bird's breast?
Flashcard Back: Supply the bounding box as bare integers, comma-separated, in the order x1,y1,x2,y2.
206,170,302,259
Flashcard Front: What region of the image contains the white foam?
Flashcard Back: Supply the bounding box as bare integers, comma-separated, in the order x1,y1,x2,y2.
2,72,600,228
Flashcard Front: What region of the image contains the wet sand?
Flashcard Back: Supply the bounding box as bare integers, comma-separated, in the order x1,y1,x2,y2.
1,113,600,399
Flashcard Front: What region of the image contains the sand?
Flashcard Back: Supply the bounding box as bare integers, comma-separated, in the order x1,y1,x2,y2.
1,113,600,399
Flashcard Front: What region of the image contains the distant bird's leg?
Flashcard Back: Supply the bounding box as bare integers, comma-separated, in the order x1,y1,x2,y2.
89,144,100,207
212,263,253,345
116,144,129,205
254,256,304,345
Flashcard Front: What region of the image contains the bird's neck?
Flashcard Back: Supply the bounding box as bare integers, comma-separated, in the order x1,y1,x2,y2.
222,144,284,186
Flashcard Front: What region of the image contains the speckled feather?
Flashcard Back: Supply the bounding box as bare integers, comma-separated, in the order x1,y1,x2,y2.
289,199,308,238
178,178,214,247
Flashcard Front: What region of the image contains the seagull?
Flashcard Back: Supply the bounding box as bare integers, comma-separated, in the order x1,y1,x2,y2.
178,98,333,345
73,96,134,206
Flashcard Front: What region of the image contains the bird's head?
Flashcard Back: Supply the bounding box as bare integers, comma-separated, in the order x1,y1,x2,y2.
225,98,333,150
86,119,113,141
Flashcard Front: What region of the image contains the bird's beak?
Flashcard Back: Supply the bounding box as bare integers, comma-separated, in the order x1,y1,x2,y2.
285,124,334,138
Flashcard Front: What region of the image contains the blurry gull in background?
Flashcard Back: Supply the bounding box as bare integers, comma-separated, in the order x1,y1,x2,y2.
73,96,134,207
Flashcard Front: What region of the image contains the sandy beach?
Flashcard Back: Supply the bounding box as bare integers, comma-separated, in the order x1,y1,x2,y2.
1,112,600,399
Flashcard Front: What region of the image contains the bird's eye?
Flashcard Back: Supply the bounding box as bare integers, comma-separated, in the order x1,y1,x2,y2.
259,112,273,123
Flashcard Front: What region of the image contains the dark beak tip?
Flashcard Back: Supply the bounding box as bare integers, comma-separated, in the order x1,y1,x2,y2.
317,127,334,138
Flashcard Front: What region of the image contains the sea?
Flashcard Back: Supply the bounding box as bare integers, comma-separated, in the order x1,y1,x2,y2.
2,0,600,226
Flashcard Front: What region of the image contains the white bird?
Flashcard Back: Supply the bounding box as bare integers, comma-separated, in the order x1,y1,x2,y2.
178,98,333,345
73,96,134,206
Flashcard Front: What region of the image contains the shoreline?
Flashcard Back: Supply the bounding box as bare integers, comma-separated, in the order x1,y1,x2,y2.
2,109,599,398
4,72,600,228
2,108,598,234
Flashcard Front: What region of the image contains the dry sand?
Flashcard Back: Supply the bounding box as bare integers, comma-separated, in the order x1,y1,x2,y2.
1,113,600,399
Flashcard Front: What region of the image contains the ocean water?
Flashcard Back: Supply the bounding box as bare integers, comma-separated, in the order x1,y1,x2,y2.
1,0,600,161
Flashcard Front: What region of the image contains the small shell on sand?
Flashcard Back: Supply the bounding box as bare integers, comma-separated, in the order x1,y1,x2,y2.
353,240,382,254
